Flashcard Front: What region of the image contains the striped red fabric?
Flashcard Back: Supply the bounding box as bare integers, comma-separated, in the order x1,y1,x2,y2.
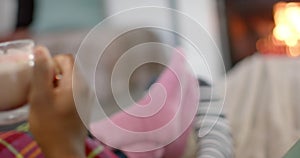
0,131,118,158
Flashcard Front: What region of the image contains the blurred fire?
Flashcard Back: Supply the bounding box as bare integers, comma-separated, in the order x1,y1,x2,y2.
257,2,300,57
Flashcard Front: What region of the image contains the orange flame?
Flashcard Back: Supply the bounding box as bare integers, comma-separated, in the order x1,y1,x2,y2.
272,2,300,57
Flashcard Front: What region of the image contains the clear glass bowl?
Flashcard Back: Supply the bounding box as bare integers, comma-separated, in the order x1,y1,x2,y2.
0,39,34,125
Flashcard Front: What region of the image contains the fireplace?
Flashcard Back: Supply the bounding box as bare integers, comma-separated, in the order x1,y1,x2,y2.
225,0,300,64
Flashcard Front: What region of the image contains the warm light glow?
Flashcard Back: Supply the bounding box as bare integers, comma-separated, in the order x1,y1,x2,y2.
273,25,292,41
286,37,298,47
288,45,300,57
273,2,300,50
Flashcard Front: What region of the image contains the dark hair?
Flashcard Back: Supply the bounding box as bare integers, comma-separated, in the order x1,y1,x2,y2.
16,0,34,28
